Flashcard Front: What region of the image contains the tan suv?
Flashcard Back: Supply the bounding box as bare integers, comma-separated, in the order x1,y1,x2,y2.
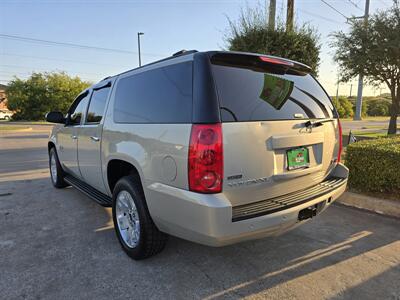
46,50,348,260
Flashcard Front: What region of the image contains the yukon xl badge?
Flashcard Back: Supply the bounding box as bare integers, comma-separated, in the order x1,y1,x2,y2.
227,175,270,187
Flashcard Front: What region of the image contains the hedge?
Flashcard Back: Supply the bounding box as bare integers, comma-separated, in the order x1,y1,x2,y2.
345,136,400,194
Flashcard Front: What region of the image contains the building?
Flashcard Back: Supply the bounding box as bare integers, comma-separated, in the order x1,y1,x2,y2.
0,84,8,110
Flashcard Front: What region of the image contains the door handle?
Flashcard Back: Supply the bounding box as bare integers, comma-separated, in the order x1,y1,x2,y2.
90,136,100,142
71,135,78,140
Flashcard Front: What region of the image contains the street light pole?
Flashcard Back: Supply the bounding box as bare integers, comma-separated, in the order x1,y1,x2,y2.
137,32,144,67
354,0,370,120
268,0,276,30
286,0,294,32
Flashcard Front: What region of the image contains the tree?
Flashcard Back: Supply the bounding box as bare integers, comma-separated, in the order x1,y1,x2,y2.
225,4,321,74
7,72,91,120
332,1,400,134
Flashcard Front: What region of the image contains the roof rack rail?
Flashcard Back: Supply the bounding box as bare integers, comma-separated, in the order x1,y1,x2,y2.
172,49,198,57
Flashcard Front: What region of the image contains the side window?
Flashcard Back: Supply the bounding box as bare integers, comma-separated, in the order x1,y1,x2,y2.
69,93,89,126
114,61,192,123
86,87,110,124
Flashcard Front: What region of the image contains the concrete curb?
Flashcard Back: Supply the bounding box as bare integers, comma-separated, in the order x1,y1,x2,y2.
337,191,400,218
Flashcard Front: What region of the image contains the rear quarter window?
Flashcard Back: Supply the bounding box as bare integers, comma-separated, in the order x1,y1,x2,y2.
113,62,193,124
211,64,335,122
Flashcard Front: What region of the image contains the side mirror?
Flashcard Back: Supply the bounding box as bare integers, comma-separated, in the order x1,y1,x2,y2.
46,111,65,124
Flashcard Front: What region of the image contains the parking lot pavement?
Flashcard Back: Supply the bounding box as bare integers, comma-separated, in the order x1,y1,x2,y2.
1,129,399,300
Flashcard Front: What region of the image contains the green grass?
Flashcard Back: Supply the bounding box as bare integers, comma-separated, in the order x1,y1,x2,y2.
351,131,389,138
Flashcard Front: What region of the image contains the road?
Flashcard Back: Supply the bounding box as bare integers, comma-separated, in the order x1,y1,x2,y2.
1,127,399,299
340,118,390,132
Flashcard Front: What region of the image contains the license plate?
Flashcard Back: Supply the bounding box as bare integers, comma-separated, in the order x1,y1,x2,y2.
287,147,310,170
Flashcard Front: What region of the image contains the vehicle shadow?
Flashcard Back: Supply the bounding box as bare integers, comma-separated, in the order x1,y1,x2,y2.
148,205,400,299
1,175,399,299
93,194,400,299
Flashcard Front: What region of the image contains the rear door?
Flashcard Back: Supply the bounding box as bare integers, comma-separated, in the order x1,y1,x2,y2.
77,82,111,194
210,54,340,207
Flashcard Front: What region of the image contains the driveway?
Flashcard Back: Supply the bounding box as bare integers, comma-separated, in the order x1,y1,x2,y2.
0,128,399,299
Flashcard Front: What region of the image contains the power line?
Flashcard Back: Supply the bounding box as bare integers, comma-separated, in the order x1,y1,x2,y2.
0,53,132,68
346,0,363,11
298,8,342,24
0,70,98,81
320,0,349,19
0,64,107,77
0,33,166,57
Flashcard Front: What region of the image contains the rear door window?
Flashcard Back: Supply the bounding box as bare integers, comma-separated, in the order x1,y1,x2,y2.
211,64,335,122
86,86,110,124
114,61,192,123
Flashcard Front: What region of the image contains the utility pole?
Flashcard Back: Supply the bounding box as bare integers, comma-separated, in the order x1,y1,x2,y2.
286,0,294,32
354,0,370,120
349,84,353,98
137,32,144,67
268,0,276,30
336,74,340,101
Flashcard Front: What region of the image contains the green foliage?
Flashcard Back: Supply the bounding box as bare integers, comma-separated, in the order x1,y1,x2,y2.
7,72,91,120
345,136,400,194
333,96,354,118
367,99,391,116
225,4,321,74
332,2,400,133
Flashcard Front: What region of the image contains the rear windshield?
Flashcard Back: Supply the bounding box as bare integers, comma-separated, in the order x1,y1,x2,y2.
211,64,335,122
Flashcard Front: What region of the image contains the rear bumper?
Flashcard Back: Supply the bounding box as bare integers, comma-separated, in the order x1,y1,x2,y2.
145,163,348,247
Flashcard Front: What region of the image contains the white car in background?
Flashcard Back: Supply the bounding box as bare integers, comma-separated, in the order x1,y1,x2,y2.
0,110,13,120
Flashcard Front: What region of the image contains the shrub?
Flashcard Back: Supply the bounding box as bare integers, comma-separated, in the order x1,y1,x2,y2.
345,136,400,194
367,99,390,116
333,96,354,118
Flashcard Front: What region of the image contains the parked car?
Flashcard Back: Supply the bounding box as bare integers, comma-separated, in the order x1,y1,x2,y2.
0,109,13,120
46,50,348,260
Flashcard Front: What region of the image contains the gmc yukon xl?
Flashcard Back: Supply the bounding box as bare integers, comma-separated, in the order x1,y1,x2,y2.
46,50,348,260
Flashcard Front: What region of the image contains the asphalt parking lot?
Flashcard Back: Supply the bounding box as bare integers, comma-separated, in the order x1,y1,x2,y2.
1,126,399,299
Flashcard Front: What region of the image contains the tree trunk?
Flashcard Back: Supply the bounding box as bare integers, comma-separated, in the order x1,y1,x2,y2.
388,85,399,135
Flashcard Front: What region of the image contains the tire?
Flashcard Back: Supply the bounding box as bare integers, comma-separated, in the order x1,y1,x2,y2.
112,175,167,260
49,147,68,188
4,116,10,121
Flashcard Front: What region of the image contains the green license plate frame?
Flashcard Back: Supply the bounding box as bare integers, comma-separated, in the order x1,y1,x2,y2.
287,147,310,170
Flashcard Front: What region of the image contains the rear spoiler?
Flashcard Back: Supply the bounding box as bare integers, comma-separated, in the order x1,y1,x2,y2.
209,52,312,76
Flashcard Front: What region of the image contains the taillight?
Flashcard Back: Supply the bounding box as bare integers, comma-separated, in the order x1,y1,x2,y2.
337,118,343,163
188,124,223,193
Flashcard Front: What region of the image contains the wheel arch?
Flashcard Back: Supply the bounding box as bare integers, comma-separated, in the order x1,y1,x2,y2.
106,159,143,195
48,141,56,153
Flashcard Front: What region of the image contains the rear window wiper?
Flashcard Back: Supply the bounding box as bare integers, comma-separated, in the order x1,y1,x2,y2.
304,119,335,129
220,107,238,121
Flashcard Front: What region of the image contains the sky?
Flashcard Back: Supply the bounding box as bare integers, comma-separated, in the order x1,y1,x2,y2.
0,0,393,96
